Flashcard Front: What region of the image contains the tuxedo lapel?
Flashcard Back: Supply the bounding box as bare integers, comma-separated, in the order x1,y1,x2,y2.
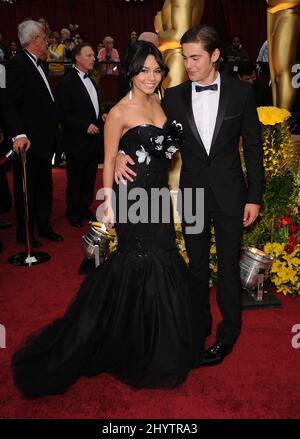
209,74,229,157
22,51,54,105
181,81,207,156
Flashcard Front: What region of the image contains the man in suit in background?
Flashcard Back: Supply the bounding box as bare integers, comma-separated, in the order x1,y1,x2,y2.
2,20,63,247
115,25,264,366
237,60,272,107
56,43,102,228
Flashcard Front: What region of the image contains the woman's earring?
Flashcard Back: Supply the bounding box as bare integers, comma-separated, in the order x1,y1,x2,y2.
129,81,133,100
157,87,162,101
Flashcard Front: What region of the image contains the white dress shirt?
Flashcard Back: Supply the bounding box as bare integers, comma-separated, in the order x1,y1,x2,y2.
76,68,99,118
192,72,221,155
0,63,5,88
256,40,268,63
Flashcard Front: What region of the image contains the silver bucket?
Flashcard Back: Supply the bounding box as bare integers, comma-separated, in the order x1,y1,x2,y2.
82,222,115,266
240,247,274,290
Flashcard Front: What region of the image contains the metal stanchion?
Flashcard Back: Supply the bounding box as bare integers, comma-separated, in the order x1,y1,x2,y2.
8,148,50,266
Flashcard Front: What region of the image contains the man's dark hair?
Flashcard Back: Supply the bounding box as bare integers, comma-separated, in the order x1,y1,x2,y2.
125,40,169,82
180,24,221,57
72,42,93,63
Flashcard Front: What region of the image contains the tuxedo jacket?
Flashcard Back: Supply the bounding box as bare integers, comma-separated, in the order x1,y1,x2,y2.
2,50,58,159
55,68,103,155
163,75,265,216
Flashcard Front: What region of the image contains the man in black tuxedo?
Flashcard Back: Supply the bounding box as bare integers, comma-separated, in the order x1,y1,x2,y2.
115,25,264,366
2,20,63,246
56,43,103,228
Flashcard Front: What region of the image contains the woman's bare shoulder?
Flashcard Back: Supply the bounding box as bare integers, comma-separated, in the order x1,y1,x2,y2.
106,101,126,123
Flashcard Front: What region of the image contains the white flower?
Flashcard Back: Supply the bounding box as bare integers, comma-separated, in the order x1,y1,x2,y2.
167,145,177,154
165,145,178,160
151,135,164,151
171,120,183,132
136,146,151,165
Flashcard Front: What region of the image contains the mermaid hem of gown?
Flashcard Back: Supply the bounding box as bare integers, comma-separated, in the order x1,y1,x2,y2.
12,124,206,398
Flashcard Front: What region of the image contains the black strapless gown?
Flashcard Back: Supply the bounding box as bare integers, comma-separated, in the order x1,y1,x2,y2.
12,124,205,398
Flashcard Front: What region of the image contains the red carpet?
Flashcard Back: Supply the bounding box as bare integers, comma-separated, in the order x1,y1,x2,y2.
0,168,299,419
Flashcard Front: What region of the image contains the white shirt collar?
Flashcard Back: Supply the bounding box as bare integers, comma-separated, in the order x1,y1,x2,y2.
192,72,220,90
24,49,38,62
75,68,89,79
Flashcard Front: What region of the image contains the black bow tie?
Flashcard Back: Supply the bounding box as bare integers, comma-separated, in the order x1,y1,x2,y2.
75,69,90,79
36,58,42,66
195,84,218,92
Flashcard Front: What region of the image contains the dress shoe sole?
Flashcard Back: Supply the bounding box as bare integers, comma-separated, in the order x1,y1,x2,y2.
199,356,224,367
68,222,82,228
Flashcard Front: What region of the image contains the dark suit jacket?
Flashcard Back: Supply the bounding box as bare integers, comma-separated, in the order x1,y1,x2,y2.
2,50,58,158
163,75,265,216
55,68,103,155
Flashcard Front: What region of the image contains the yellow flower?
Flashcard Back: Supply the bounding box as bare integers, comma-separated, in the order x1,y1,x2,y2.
277,285,290,295
257,106,291,125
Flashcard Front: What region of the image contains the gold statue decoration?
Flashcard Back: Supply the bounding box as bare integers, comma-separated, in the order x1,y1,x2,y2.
155,1,205,195
267,0,300,110
155,0,205,90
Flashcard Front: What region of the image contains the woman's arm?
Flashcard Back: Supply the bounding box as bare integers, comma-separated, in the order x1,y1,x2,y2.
102,106,124,226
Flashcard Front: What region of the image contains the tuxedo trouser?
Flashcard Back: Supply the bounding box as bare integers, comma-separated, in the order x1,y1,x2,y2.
0,165,12,211
65,149,98,221
182,187,243,346
13,154,53,240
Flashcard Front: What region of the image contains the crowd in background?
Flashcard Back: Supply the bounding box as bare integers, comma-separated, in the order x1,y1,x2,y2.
0,16,275,254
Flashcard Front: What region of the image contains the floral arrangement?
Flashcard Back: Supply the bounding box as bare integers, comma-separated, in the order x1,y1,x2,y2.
263,241,300,296
242,106,299,296
257,107,293,178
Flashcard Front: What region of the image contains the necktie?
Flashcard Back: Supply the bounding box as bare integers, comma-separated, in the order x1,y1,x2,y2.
195,84,218,92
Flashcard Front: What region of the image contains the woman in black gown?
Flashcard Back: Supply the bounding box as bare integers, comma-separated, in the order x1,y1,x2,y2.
12,41,205,398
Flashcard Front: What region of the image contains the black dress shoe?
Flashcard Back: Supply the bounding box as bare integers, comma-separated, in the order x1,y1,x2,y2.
31,238,43,248
69,220,82,228
39,232,64,241
65,213,83,228
0,220,12,229
200,341,233,367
